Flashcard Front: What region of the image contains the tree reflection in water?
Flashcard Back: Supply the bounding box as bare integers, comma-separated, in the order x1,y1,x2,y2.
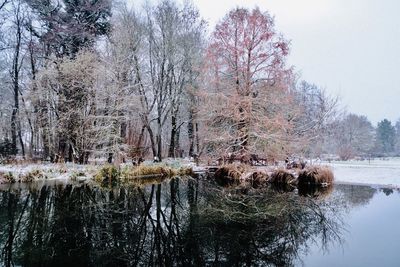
0,177,346,266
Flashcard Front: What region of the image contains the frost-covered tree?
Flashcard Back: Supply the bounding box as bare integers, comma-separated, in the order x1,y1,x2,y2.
34,51,99,163
333,114,375,160
111,1,205,161
25,0,112,162
292,81,339,158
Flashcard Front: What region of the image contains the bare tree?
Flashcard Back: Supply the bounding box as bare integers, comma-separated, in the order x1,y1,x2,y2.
113,0,206,161
165,2,205,158
9,0,26,157
333,114,375,160
292,81,339,157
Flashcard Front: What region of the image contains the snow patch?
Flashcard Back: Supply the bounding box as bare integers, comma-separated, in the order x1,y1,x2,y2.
324,159,400,188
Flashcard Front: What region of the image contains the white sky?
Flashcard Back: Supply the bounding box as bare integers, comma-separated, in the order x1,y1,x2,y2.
129,0,400,125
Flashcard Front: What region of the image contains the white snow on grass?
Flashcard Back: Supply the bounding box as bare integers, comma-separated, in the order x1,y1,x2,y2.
0,163,98,182
322,158,400,188
2,157,400,187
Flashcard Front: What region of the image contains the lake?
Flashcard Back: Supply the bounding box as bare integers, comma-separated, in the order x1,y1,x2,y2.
0,176,399,266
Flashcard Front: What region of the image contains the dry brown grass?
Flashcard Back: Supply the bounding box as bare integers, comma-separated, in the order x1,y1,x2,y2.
176,166,195,176
0,171,15,183
123,165,194,181
94,165,120,185
128,165,175,178
268,168,296,185
298,166,334,186
95,164,194,186
247,171,269,188
127,165,193,178
19,169,46,183
214,164,249,186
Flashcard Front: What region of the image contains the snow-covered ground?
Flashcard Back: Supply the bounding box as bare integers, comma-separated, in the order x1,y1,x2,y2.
0,158,196,183
1,157,400,188
0,163,98,183
322,158,400,188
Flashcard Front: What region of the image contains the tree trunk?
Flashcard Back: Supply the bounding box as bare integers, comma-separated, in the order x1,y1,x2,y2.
188,111,194,157
28,25,37,158
10,3,22,156
18,126,25,158
237,106,249,154
10,108,18,155
39,106,50,161
120,121,127,142
68,143,74,162
195,122,200,155
156,117,162,161
176,126,181,157
168,115,177,158
146,125,157,158
57,138,67,163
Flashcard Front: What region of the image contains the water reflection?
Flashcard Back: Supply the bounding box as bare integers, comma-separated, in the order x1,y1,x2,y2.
298,184,334,199
0,178,350,266
335,184,377,207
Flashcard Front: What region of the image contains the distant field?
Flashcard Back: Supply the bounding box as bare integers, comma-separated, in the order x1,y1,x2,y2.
322,157,400,187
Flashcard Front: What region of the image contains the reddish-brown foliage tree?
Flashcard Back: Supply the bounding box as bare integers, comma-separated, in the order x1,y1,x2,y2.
201,7,297,160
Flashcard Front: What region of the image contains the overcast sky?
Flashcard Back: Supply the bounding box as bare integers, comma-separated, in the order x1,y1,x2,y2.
130,0,400,125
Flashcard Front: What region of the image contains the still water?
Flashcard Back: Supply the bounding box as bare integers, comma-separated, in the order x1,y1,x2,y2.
0,177,399,267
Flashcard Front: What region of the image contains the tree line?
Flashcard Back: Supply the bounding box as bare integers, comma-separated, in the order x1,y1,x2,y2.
321,115,400,160
1,0,379,164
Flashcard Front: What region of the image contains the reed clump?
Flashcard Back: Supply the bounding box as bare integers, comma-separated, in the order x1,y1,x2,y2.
125,165,193,178
0,171,15,183
127,165,174,178
268,168,296,185
247,171,269,188
214,164,248,186
298,166,334,186
94,165,120,185
176,166,195,176
95,164,194,186
19,169,46,183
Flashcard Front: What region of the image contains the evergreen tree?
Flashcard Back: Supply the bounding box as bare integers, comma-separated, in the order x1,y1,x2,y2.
376,119,395,154
26,0,111,57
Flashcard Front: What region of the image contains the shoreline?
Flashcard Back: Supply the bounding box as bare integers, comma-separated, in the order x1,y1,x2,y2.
1,160,400,189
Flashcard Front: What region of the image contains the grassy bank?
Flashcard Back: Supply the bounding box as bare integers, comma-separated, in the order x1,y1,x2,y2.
94,164,194,186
